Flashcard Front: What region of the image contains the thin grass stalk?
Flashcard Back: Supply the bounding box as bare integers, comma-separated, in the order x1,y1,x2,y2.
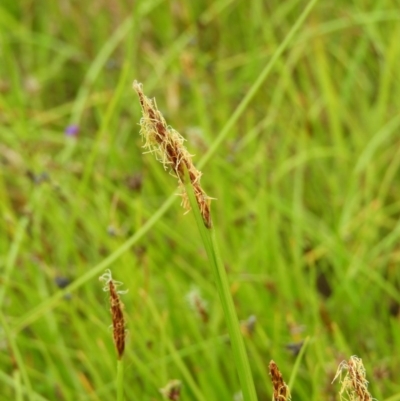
184,170,258,401
287,336,309,389
0,313,34,401
197,0,319,169
14,197,174,333
140,288,207,401
117,359,124,401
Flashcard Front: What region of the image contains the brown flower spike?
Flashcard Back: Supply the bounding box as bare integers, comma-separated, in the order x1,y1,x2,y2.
133,81,212,228
269,360,291,401
333,356,373,401
160,379,182,401
99,270,127,360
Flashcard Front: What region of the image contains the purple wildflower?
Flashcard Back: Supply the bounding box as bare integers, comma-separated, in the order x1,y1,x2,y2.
65,124,79,137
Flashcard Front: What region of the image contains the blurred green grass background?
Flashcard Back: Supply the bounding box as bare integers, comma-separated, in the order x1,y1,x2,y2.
1,0,400,400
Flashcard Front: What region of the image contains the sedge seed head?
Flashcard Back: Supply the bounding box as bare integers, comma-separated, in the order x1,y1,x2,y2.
99,270,127,359
269,360,291,401
133,80,212,228
333,356,373,401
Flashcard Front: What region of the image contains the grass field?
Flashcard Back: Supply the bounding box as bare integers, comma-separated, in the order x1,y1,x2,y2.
1,0,400,400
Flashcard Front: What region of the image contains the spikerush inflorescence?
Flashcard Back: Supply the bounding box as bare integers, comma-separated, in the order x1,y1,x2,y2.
133,80,212,228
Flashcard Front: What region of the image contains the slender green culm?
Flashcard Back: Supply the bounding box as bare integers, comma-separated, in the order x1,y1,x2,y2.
184,171,258,401
117,359,125,401
0,313,34,401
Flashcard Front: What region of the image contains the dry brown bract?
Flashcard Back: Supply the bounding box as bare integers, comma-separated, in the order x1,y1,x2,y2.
133,80,212,228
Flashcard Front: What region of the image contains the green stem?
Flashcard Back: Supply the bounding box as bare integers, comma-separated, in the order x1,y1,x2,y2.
207,227,258,401
184,173,257,401
117,358,124,401
0,312,34,401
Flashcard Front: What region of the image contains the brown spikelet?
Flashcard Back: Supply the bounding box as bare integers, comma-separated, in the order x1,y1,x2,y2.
160,379,182,401
333,356,373,401
186,287,209,323
133,80,212,228
194,295,209,323
99,270,127,360
269,360,291,401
